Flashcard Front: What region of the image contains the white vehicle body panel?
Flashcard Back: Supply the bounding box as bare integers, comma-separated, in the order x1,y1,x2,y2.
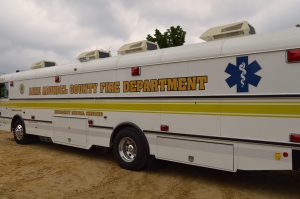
1,28,300,171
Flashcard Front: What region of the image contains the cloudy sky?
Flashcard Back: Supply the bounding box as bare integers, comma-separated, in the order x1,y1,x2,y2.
0,0,299,74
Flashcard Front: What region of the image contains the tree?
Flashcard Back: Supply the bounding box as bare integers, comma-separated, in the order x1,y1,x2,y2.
296,24,300,28
146,26,186,49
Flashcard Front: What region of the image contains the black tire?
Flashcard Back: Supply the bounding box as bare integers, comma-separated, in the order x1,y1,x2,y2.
113,127,149,171
13,119,30,144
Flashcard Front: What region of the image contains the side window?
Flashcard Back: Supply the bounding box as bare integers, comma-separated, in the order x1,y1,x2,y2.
0,83,9,99
147,43,158,50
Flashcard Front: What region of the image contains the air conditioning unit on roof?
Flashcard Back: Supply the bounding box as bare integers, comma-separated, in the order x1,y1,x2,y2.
200,21,256,42
118,40,159,55
31,61,56,69
77,50,111,62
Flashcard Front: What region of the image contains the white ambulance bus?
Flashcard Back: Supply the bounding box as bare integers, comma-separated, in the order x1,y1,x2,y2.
1,22,300,171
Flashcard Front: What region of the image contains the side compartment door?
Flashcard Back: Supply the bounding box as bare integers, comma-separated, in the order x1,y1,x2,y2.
68,117,87,147
0,117,10,132
53,116,87,147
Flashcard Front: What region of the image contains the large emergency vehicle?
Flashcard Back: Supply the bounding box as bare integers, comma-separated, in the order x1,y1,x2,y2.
1,21,300,171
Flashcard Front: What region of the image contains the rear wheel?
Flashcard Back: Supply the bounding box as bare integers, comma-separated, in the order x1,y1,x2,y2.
113,127,149,171
13,119,30,144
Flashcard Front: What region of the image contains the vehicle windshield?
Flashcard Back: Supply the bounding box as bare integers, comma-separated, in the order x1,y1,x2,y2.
0,83,9,99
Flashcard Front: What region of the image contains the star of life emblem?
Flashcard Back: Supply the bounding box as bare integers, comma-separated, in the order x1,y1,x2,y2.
225,56,262,93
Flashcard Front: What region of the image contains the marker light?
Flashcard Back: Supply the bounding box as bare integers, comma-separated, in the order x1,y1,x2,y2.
131,67,141,76
287,49,300,63
10,81,14,87
88,119,94,126
283,152,289,158
290,133,300,143
160,125,169,132
55,76,61,83
274,152,281,160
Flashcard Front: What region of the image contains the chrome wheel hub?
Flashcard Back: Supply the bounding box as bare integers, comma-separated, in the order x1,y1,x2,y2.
15,124,24,140
119,137,137,162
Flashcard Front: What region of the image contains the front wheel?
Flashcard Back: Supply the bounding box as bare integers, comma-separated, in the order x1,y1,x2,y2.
13,119,30,144
113,127,149,171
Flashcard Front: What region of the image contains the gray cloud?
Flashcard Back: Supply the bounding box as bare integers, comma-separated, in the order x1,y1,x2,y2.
34,0,129,39
0,0,299,74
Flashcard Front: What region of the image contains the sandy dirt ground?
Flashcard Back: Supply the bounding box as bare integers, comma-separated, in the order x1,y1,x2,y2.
1,131,300,199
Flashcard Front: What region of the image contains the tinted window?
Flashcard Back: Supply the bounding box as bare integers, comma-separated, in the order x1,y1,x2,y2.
0,83,8,99
99,52,110,58
147,43,158,50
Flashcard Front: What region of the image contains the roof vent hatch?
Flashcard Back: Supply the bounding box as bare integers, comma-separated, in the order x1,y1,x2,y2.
200,21,256,42
118,40,159,55
77,50,111,62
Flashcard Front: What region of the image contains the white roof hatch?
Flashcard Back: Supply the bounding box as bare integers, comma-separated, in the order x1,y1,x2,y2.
200,21,256,42
31,61,56,69
118,40,159,55
77,50,111,62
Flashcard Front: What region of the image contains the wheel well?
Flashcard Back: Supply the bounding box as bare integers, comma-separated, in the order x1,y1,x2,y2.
11,115,24,131
110,122,147,148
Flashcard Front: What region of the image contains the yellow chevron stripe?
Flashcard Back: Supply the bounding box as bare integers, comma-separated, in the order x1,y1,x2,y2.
1,100,300,118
